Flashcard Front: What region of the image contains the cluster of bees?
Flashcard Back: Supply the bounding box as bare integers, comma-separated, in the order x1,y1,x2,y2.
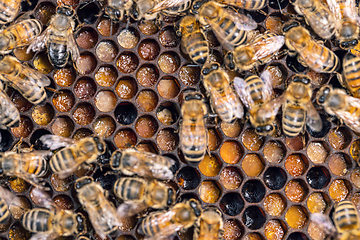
2,0,360,239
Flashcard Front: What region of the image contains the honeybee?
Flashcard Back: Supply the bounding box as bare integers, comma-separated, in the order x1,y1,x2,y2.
224,33,285,72
0,149,51,188
327,0,360,49
311,200,360,240
110,148,176,180
291,0,336,39
0,0,21,24
342,52,360,97
27,5,80,69
0,186,23,226
178,15,209,65
0,55,50,105
39,135,106,179
132,0,191,20
104,0,134,21
114,177,176,217
233,71,276,135
0,88,20,129
283,21,340,73
75,176,121,240
138,199,202,240
317,85,360,133
179,91,208,165
194,207,224,240
202,62,244,123
216,0,266,10
196,1,257,51
0,19,42,54
281,75,322,137
21,188,86,240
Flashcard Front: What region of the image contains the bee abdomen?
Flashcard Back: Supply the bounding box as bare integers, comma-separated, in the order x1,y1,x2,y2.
0,101,19,128
6,19,42,47
50,149,76,173
344,53,360,94
0,199,10,224
283,106,306,137
220,18,247,47
48,42,69,69
114,178,145,201
334,201,359,230
186,33,209,65
0,1,19,24
139,214,160,236
22,209,52,233
22,155,47,177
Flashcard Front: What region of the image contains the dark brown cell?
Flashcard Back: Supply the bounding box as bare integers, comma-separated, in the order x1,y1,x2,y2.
95,66,117,87
11,116,33,138
118,28,139,49
9,178,30,193
156,128,178,151
52,91,75,112
138,39,160,60
136,142,158,153
75,53,97,74
14,46,34,61
135,116,158,138
53,195,74,210
74,78,97,100
97,17,119,36
76,27,98,49
51,174,74,192
158,52,180,74
307,70,328,86
33,52,54,74
9,90,32,112
116,52,139,73
93,116,116,137
114,129,137,149
159,27,179,48
96,40,118,62
116,77,138,99
138,20,159,35
54,67,76,87
286,134,306,151
95,91,117,112
9,196,30,220
8,223,30,240
35,2,56,25
51,117,74,137
157,77,180,99
136,64,159,87
136,90,158,112
73,128,93,140
179,65,201,86
73,103,95,126
204,30,220,48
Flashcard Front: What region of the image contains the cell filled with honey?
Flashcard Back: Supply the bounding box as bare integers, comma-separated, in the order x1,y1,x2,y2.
11,116,33,138
263,193,285,217
139,20,159,35
328,153,350,176
51,116,74,137
307,192,327,213
74,78,97,100
135,116,158,138
76,52,97,74
114,129,137,149
72,103,95,126
285,180,308,203
264,220,285,240
285,206,308,229
199,180,221,203
329,179,349,202
179,65,201,86
285,154,307,177
93,116,116,137
116,77,138,99
138,39,160,60
136,64,159,87
242,129,264,151
76,27,98,49
136,90,158,112
220,167,242,190
198,154,222,177
157,77,180,99
307,141,328,164
328,127,351,150
159,26,179,48
286,134,306,151
97,17,119,37
263,140,285,163
242,154,264,177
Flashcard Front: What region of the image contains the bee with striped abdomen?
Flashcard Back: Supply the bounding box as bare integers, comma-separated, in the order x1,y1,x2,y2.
202,62,244,123
21,188,86,240
194,207,224,240
75,176,121,240
217,0,266,10
317,85,360,133
283,21,340,73
179,91,208,166
234,71,276,136
0,55,50,105
0,186,23,227
0,19,42,54
39,135,106,179
0,149,51,189
178,15,209,65
341,52,360,97
138,199,202,240
0,85,20,129
291,0,336,39
224,33,285,72
110,148,176,180
114,177,176,217
0,0,21,24
27,5,79,68
196,1,257,51
146,0,192,17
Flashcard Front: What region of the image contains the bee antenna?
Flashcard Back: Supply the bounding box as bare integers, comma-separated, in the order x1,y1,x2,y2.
277,0,283,14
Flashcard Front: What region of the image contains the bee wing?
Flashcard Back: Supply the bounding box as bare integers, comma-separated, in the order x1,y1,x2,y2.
67,29,80,62
117,202,148,217
30,187,58,210
0,89,19,127
258,93,286,118
19,64,51,87
30,232,59,240
54,156,87,179
24,150,53,159
39,134,76,150
27,26,52,53
139,151,175,180
233,77,253,109
224,9,257,31
253,35,285,61
310,213,337,236
326,0,342,22
147,0,191,13
306,101,323,132
0,186,23,209
259,70,274,102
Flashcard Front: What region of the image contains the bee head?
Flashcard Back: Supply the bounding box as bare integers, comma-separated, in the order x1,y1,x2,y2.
255,125,274,135
93,136,106,154
188,199,202,217
75,213,86,234
57,6,75,17
184,92,203,102
191,0,205,14
224,52,235,70
340,39,358,50
130,3,140,20
291,74,311,85
104,6,121,22
198,1,218,19
75,176,93,191
167,188,175,206
316,86,331,105
201,62,219,76
282,20,300,33
110,150,123,170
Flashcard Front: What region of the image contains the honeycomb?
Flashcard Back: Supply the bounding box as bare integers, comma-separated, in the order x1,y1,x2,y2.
1,0,360,239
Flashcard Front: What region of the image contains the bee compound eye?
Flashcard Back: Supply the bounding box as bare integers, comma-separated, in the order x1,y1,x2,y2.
111,151,122,169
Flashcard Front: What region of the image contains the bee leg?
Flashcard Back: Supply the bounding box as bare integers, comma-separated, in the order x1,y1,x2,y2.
12,138,24,153
45,87,59,93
